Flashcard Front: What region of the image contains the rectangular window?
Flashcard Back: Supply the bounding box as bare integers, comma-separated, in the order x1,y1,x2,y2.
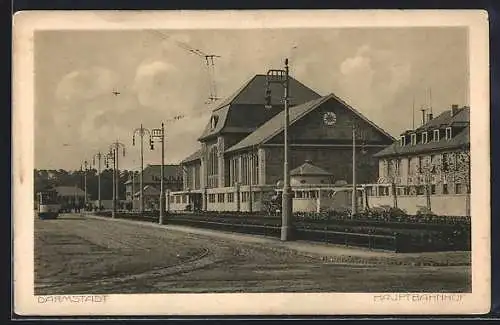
209,194,216,203
182,195,187,204
431,184,436,195
455,184,462,194
217,193,225,203
422,132,428,144
241,192,248,203
411,133,417,145
446,127,452,140
433,129,440,142
442,184,448,194
400,136,406,146
227,193,234,203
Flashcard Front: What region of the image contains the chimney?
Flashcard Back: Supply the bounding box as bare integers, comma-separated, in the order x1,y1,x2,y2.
427,113,433,121
451,104,459,116
420,108,427,126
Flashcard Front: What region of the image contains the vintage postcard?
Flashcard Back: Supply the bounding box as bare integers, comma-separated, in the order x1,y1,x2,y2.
13,10,490,316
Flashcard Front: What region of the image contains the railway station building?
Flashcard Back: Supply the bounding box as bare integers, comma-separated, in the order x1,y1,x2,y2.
169,74,395,212
366,105,470,216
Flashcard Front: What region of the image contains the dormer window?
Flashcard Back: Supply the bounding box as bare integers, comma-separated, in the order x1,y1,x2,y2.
400,135,406,146
421,132,428,144
411,133,417,145
445,127,452,140
210,116,218,130
433,129,440,142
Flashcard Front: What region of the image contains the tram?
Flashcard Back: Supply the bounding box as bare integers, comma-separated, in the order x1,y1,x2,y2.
37,188,61,219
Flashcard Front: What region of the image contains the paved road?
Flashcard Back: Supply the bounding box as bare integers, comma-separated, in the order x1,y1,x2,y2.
35,214,471,295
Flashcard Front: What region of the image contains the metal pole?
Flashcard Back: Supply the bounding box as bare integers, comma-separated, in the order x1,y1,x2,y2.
112,149,116,218
352,125,357,217
97,153,101,209
132,170,135,209
140,124,144,214
159,122,165,224
116,143,120,212
249,153,253,213
281,58,293,241
84,162,87,207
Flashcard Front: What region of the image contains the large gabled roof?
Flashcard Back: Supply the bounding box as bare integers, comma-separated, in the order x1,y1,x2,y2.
226,93,395,153
225,95,331,153
198,74,321,141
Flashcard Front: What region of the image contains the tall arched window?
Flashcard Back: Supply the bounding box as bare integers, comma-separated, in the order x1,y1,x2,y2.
207,145,219,188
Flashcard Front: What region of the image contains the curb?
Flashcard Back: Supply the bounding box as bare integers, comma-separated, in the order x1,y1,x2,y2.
83,214,471,267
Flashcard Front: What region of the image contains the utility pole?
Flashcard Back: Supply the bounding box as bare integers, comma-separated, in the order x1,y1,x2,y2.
92,151,103,210
248,152,253,213
352,125,357,217
151,122,165,224
108,141,126,217
105,150,116,217
133,124,152,214
132,169,135,208
82,160,88,209
265,58,292,241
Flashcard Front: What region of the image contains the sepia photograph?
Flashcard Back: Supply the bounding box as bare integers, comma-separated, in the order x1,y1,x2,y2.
13,10,490,316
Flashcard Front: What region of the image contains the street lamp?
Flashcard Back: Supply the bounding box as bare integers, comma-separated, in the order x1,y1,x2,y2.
132,124,153,214
81,160,89,209
265,58,292,241
105,150,116,217
92,151,104,211
150,123,166,224
107,141,126,217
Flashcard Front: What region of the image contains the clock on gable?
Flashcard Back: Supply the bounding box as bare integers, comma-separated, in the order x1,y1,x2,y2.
323,111,337,126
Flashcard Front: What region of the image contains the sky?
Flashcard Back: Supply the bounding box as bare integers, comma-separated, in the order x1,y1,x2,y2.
34,27,469,171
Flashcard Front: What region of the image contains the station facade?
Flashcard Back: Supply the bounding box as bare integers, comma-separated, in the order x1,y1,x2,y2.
169,74,394,212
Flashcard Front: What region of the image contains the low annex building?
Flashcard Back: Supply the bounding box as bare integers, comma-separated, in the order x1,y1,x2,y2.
170,73,394,212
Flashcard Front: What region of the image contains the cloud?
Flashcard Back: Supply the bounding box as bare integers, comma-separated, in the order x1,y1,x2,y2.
337,45,412,115
55,67,118,103
133,60,176,108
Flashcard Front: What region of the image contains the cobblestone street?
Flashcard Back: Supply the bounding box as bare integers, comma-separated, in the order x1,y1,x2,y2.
35,214,471,295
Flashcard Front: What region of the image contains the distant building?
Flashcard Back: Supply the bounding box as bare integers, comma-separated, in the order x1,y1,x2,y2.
171,74,394,212
367,104,470,216
125,164,182,210
53,186,87,206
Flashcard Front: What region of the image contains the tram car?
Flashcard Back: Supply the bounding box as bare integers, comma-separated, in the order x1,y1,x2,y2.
37,188,61,220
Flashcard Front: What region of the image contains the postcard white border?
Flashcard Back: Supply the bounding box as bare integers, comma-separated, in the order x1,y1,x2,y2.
13,10,490,316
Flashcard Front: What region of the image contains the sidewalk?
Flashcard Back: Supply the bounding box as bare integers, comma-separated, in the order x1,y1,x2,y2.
84,214,471,267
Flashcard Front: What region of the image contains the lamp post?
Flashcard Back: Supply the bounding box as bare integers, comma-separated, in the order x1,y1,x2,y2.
83,160,88,208
351,125,357,217
92,151,104,210
131,169,136,208
265,58,292,241
110,141,126,214
132,124,153,214
105,150,116,217
151,123,166,224
80,161,88,210
109,140,125,217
